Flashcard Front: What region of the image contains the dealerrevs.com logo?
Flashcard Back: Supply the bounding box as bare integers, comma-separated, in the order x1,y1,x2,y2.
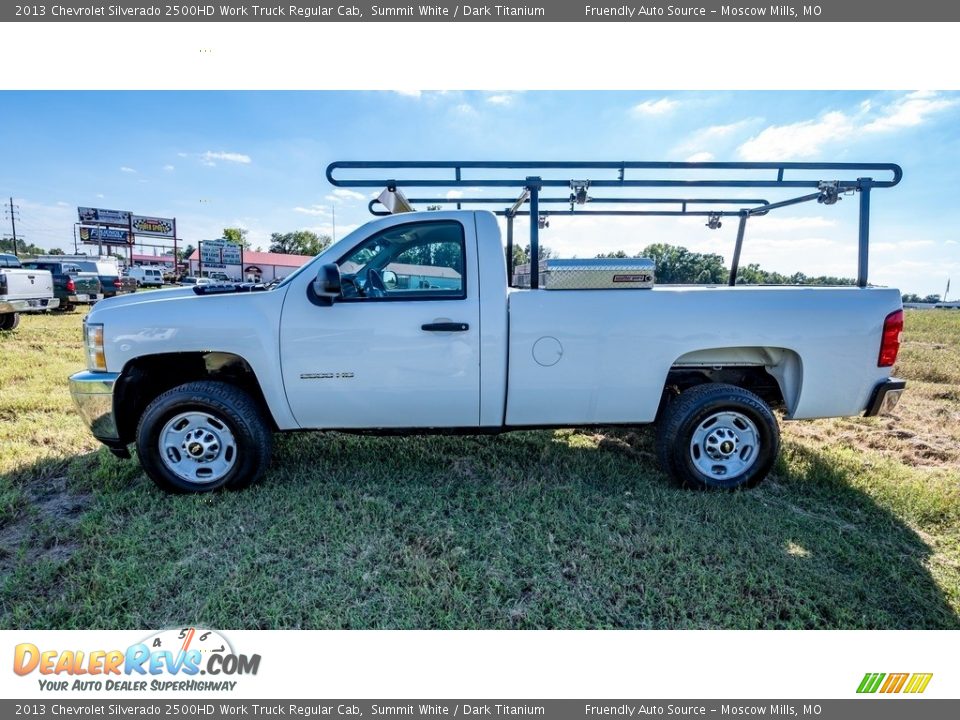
857,672,933,694
13,628,261,692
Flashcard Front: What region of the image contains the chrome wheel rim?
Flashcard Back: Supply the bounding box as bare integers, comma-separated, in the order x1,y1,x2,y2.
159,411,237,484
689,410,760,480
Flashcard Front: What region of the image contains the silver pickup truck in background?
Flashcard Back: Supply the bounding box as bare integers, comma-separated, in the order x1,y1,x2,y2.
0,253,58,330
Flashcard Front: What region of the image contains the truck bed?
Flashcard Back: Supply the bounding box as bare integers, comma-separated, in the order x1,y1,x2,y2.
505,285,901,425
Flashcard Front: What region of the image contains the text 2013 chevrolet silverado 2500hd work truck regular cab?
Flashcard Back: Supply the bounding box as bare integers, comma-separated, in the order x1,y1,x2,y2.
69,161,907,494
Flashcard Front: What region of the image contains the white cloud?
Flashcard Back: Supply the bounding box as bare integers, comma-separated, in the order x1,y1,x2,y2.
454,103,477,115
293,205,329,216
631,98,679,116
177,152,189,158
738,111,854,161
392,90,422,98
325,188,366,203
201,151,252,166
96,193,104,199
738,92,957,160
120,166,136,173
56,201,69,207
749,216,837,232
163,164,175,172
445,190,464,199
676,120,756,160
863,91,958,132
487,94,513,105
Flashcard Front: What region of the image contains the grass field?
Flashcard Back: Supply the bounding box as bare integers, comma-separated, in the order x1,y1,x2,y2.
1,308,958,629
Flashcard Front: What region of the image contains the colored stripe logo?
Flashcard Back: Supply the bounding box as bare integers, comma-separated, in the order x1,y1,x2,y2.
857,672,933,694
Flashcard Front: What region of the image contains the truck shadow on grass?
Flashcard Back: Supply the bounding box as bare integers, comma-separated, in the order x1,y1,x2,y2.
1,429,958,630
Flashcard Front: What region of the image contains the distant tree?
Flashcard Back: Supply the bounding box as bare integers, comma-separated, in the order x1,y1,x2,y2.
223,227,251,249
47,248,65,255
921,294,942,304
426,205,443,211
268,230,331,256
0,238,46,256
524,244,555,262
902,293,922,303
178,244,196,261
640,243,726,284
597,250,628,259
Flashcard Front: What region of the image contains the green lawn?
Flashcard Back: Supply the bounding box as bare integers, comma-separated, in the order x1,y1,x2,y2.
1,308,958,629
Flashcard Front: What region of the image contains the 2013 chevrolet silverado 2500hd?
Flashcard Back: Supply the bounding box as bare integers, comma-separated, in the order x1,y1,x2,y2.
68,160,907,494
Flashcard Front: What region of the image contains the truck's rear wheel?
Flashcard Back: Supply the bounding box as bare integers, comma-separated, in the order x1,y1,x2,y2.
0,313,20,331
656,383,779,490
136,380,272,493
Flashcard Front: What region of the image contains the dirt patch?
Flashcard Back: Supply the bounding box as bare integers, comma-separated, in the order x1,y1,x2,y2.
0,475,91,572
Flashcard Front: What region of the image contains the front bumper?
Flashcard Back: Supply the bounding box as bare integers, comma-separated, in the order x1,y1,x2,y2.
0,297,60,313
69,371,121,442
864,378,907,417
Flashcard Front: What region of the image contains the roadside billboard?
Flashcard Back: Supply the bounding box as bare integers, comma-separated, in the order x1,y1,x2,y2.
79,226,132,245
77,207,131,226
131,215,175,237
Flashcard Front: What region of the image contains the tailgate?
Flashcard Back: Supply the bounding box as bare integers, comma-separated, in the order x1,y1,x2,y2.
75,275,101,294
1,269,53,301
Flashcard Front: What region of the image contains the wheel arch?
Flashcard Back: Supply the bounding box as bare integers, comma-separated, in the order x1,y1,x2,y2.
113,351,278,445
664,345,803,417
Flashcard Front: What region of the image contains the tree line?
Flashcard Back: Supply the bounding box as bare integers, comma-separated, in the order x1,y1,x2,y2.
514,241,860,287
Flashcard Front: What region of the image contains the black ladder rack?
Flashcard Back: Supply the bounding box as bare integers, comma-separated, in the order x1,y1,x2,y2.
326,160,903,289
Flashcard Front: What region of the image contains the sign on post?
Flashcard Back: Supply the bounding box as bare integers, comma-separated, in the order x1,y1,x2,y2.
131,215,175,237
79,226,131,245
78,207,131,226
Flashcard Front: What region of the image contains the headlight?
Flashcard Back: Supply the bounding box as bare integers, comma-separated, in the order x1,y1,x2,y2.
84,322,107,371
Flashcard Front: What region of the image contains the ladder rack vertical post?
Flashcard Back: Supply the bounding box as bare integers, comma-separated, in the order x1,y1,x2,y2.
857,179,871,288
506,213,514,287
728,211,749,286
527,177,541,289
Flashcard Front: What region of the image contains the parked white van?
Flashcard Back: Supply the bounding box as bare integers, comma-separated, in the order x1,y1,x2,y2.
127,266,165,288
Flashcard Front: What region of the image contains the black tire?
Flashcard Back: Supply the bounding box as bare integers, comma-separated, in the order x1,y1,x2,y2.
0,312,20,331
136,380,272,494
59,302,75,313
656,383,779,490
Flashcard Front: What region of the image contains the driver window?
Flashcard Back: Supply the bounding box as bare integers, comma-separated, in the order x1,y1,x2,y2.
337,220,466,301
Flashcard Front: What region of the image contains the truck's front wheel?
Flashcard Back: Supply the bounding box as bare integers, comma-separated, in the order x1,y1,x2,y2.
656,383,779,490
136,381,272,493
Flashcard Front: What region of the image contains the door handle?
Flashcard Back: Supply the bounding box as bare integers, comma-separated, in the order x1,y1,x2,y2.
421,322,469,332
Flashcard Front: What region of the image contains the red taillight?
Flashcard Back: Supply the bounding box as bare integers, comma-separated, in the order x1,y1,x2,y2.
878,309,904,367
66,278,75,292
113,279,122,288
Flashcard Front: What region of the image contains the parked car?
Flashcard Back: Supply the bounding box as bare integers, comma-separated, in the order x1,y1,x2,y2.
127,266,165,288
22,260,102,312
69,210,906,494
0,253,58,330
202,271,234,282
178,276,213,286
73,259,137,298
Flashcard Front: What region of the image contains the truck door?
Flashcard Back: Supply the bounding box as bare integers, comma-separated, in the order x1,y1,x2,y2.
280,218,481,429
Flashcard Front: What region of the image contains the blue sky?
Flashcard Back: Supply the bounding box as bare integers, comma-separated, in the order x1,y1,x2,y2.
1,90,957,296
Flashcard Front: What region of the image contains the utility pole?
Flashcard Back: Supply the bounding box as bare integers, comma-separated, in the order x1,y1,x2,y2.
6,197,18,256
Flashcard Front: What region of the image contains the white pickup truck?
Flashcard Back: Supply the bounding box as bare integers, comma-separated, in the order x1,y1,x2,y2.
69,208,906,494
0,253,59,330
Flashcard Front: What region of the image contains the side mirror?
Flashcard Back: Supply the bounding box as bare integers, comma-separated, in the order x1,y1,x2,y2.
382,269,398,290
312,263,342,305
